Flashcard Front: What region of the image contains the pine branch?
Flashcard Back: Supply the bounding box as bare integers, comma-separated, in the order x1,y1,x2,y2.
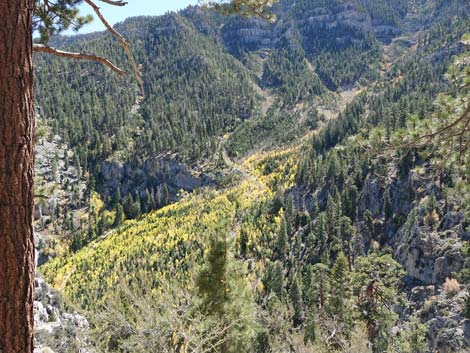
33,43,127,76
98,0,128,6
410,103,470,145
84,0,145,96
384,100,470,157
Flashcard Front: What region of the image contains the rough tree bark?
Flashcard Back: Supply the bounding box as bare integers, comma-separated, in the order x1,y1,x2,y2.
0,1,36,352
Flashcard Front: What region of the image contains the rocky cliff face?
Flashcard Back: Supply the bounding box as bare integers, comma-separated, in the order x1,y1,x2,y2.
34,275,91,353
410,284,470,351
98,156,213,202
294,151,470,351
358,163,469,351
34,132,85,221
217,0,405,58
34,127,92,352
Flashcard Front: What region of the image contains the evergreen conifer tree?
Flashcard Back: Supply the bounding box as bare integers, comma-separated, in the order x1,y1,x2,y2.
384,190,393,220
276,216,289,261
327,252,350,326
289,275,304,327
196,222,257,353
114,203,124,227
303,306,316,345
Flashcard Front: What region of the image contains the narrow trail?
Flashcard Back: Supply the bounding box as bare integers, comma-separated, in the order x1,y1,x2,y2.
220,142,266,193
58,267,75,292
252,81,275,117
218,137,269,241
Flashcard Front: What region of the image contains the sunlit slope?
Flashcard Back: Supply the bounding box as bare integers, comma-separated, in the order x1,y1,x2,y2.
40,149,299,309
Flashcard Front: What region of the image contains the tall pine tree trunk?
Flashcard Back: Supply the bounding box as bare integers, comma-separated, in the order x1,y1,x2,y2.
0,1,35,352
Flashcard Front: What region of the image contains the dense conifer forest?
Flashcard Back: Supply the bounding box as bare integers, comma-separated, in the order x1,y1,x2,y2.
33,0,470,352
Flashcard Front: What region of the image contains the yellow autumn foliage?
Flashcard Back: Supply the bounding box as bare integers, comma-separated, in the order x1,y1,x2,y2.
41,145,302,310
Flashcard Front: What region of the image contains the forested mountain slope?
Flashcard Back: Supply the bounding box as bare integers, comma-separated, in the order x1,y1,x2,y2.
34,0,470,352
